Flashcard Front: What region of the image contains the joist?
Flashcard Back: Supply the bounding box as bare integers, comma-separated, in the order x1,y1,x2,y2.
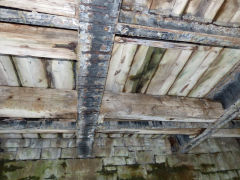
100,92,224,123
0,0,77,17
0,23,78,60
0,8,78,30
115,23,240,49
0,86,77,119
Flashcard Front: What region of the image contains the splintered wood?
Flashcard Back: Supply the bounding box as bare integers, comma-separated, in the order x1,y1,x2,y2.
106,42,240,98
122,0,240,26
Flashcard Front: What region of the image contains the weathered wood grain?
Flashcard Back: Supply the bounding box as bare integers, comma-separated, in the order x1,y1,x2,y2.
0,86,77,119
101,92,224,123
124,46,154,93
0,8,78,30
147,49,192,95
13,56,48,88
46,60,75,90
189,48,240,98
0,55,19,86
105,43,138,92
0,0,77,17
0,23,78,60
116,23,240,48
169,47,223,96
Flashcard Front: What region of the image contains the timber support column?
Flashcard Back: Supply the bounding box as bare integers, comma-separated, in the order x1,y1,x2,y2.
77,0,121,158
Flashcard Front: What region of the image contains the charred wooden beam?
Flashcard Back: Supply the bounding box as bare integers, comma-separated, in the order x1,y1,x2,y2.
0,22,78,60
0,119,76,134
100,92,224,123
0,8,78,30
0,86,77,119
115,10,240,48
77,0,121,158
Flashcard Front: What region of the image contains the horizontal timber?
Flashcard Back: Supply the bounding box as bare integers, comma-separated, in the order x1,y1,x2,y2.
0,8,78,30
100,92,224,123
0,22,78,60
0,86,77,119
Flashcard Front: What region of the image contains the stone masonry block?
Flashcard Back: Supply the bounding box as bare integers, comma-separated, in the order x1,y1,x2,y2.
103,157,126,166
1,139,30,148
16,148,41,160
22,134,39,138
61,148,77,159
41,148,61,159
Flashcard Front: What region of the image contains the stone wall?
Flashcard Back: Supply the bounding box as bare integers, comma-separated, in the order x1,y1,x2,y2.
1,133,240,179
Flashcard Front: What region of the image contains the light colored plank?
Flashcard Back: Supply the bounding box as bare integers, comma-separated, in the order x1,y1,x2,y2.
147,49,192,95
115,36,197,50
0,55,19,86
122,0,152,11
138,48,165,93
213,129,240,138
0,86,77,119
150,0,189,16
215,0,240,26
189,48,240,98
169,47,223,96
0,130,76,134
106,43,138,92
185,0,224,22
47,60,75,90
0,0,77,17
13,56,48,88
230,9,240,24
101,92,224,123
0,23,77,60
124,46,154,93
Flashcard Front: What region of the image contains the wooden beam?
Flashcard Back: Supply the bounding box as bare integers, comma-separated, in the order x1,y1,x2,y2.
0,0,77,17
180,99,240,153
116,10,240,48
100,92,224,123
0,23,77,60
0,86,77,119
0,8,78,30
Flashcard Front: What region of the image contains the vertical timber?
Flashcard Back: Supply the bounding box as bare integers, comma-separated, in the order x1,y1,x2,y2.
77,0,121,157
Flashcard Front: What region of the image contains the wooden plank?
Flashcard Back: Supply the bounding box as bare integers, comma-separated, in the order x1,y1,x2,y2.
13,56,48,88
215,0,240,26
114,36,197,50
180,99,240,153
150,0,189,16
116,23,240,48
213,129,240,138
0,8,78,30
147,49,192,95
124,46,154,93
0,0,77,17
0,23,78,60
105,43,138,92
169,47,223,96
137,48,165,93
0,86,77,119
122,0,152,12
100,92,224,123
185,0,224,22
189,48,240,98
46,60,75,90
0,55,19,86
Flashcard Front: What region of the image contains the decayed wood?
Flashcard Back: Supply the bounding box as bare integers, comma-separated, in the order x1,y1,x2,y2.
0,55,19,86
180,99,240,153
13,56,48,88
0,0,77,17
100,92,224,123
147,49,192,95
189,48,240,98
105,43,138,92
121,0,152,12
46,60,75,90
0,23,78,60
0,8,78,30
137,48,165,93
114,36,197,50
116,23,240,48
0,86,77,119
124,46,154,93
169,47,223,96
